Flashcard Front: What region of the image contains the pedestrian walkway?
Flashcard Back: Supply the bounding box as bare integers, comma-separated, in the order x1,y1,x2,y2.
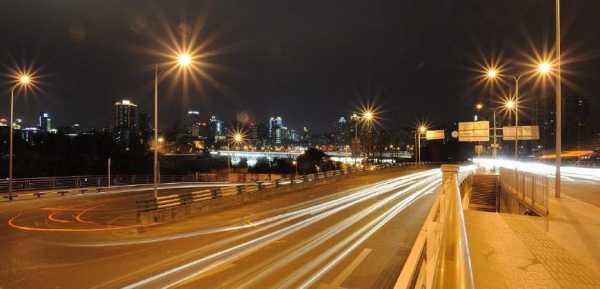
465,186,600,289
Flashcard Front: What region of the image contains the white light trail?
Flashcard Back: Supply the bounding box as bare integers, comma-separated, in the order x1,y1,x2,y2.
474,158,600,183
122,170,440,289
242,178,441,289
60,170,439,248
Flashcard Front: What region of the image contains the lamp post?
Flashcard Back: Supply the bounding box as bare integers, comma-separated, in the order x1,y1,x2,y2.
7,74,33,198
361,110,374,162
152,53,193,199
554,0,562,198
485,68,540,159
513,76,521,159
292,160,298,175
417,125,427,164
350,110,374,164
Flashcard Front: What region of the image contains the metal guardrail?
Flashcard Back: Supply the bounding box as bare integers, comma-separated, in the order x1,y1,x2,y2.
1,161,427,201
136,171,344,213
134,162,424,220
0,174,219,194
394,164,475,289
498,168,550,216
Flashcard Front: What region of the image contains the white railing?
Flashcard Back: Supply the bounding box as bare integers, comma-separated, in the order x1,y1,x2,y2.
498,168,550,216
394,164,475,289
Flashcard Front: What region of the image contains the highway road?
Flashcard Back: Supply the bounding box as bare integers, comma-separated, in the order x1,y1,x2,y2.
0,166,440,289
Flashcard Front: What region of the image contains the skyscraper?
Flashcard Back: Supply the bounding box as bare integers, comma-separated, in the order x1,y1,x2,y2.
113,99,138,130
112,99,138,149
38,112,52,132
269,116,283,145
335,116,348,148
209,115,226,145
187,110,201,137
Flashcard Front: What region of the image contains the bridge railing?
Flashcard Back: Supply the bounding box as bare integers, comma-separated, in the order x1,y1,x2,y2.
1,161,428,200
498,167,550,216
394,164,475,289
0,174,227,195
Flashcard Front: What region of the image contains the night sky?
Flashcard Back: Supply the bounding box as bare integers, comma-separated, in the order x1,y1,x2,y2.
1,0,599,133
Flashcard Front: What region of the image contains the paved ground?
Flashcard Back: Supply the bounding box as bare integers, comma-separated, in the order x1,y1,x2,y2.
466,181,600,289
0,166,438,289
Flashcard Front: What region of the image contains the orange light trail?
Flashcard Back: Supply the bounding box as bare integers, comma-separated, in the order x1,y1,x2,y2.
47,212,72,224
8,215,159,232
74,205,103,225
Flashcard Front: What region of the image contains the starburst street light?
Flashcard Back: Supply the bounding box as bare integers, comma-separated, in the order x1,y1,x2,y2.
482,58,557,160
537,61,552,75
233,133,243,143
362,110,374,122
176,53,193,67
415,123,428,164
229,128,247,149
486,68,498,79
504,99,516,110
151,50,199,199
6,70,37,199
18,74,31,85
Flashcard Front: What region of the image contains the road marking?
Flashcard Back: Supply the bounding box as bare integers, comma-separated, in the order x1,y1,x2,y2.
331,247,372,287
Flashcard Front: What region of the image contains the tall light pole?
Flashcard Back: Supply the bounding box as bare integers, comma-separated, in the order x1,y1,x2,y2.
350,113,360,165
555,0,562,198
417,125,427,164
152,53,193,199
153,64,159,199
512,76,521,159
485,68,541,159
350,110,375,164
475,103,501,159
7,74,33,198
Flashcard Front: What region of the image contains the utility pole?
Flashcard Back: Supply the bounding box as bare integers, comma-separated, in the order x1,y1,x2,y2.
107,158,111,189
555,0,562,198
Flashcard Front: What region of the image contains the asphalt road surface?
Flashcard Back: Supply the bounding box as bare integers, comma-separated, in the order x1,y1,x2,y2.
0,167,440,289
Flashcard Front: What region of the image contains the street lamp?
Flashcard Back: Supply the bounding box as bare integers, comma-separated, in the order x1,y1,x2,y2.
152,52,194,199
480,102,510,160
229,130,246,150
362,110,374,122
485,64,551,159
416,125,427,164
233,133,244,145
292,160,298,175
7,73,34,198
486,68,523,158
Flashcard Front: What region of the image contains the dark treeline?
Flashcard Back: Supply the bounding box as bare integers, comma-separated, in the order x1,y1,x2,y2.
0,128,342,178
0,128,151,178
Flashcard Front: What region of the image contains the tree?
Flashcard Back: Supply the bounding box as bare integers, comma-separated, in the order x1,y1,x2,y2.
297,148,329,174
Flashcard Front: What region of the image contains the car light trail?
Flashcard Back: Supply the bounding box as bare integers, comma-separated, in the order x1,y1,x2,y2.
474,158,600,182
277,180,441,289
59,170,440,248
122,170,441,289
238,179,441,289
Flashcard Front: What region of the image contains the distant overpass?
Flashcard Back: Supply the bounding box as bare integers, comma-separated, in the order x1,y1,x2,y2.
208,150,412,162
166,150,411,165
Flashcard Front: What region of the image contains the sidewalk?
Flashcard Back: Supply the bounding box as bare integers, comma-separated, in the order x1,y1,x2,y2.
465,187,600,289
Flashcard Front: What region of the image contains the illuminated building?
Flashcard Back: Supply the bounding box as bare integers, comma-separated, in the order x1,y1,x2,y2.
269,116,284,145
38,112,52,132
112,99,138,149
